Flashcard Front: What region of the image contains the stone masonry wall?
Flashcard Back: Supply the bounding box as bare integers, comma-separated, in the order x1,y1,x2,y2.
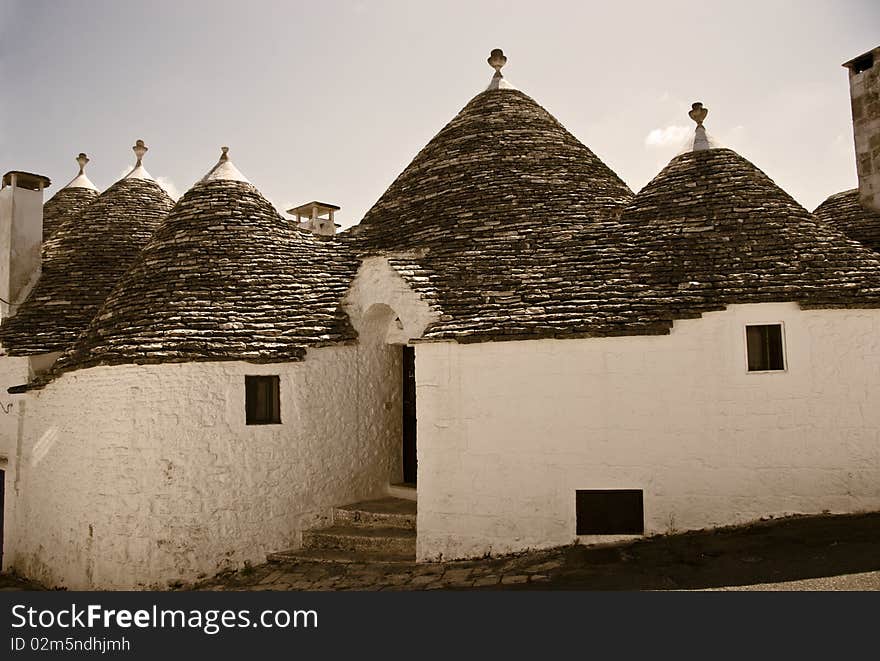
7,343,401,589
0,355,30,571
415,303,880,561
848,45,880,213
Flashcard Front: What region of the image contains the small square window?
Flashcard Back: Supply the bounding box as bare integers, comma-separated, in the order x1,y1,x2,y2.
745,324,785,372
245,375,281,425
576,489,644,535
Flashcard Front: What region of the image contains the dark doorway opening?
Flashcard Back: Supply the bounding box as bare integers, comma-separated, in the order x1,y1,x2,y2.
0,469,5,569
402,346,417,484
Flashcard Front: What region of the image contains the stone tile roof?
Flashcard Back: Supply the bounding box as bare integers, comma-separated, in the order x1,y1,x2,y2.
608,149,880,318
361,147,880,343
0,178,174,355
813,189,880,254
41,186,98,242
53,177,358,373
352,88,634,252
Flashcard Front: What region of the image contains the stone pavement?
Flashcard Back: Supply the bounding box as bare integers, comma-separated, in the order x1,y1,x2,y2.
194,548,561,591
192,510,880,591
190,510,880,591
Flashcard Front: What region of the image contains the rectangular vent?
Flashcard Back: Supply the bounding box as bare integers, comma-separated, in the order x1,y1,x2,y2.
576,489,644,535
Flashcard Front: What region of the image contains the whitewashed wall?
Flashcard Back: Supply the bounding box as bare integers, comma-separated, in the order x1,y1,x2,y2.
0,356,29,460
415,302,880,561
8,343,401,589
0,355,31,572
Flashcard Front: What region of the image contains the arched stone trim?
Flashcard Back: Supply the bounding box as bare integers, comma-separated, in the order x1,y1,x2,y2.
344,256,439,346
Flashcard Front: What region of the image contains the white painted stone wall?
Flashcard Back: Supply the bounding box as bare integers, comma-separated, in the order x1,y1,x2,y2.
0,182,43,319
8,343,401,589
415,302,880,561
0,355,31,571
344,256,439,345
0,356,29,461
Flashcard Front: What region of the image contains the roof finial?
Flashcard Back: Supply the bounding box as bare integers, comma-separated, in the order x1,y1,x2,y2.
485,48,516,92
76,153,89,175
488,48,507,78
198,145,251,184
123,139,153,181
62,152,99,191
689,102,708,127
688,102,712,151
133,139,148,167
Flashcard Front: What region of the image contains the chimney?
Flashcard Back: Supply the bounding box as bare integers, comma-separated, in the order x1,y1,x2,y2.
0,171,50,320
844,46,880,213
287,201,340,237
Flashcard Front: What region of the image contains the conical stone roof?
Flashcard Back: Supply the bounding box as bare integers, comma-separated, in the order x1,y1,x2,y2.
54,150,358,372
814,189,880,254
606,147,880,322
42,188,98,242
0,174,174,355
391,101,880,343
42,153,101,241
345,51,637,342
355,85,633,252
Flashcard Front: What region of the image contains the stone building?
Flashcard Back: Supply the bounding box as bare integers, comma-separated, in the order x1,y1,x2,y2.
0,48,879,589
815,45,880,251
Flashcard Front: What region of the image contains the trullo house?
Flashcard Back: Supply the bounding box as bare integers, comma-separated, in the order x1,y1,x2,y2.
0,48,878,589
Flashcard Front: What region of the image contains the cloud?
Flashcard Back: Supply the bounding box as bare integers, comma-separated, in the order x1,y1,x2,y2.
644,125,691,148
155,176,181,201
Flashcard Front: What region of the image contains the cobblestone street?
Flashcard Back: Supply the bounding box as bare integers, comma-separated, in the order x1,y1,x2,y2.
191,511,880,591
195,550,561,592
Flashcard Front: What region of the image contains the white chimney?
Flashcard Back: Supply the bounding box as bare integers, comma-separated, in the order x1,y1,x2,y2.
287,201,340,237
844,46,880,213
0,171,50,320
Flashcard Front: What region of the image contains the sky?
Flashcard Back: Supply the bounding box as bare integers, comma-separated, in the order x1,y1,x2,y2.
1,0,878,228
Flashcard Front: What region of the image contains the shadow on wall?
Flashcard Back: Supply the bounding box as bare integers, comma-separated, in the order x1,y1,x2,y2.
362,303,406,346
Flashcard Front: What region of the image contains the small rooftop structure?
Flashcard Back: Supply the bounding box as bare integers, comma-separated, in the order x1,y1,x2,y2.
288,201,340,236
843,47,876,74
2,171,51,191
842,45,880,213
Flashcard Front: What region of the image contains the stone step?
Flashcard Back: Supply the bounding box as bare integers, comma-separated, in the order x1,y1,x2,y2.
333,497,417,530
387,483,417,501
302,525,416,556
267,548,415,565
